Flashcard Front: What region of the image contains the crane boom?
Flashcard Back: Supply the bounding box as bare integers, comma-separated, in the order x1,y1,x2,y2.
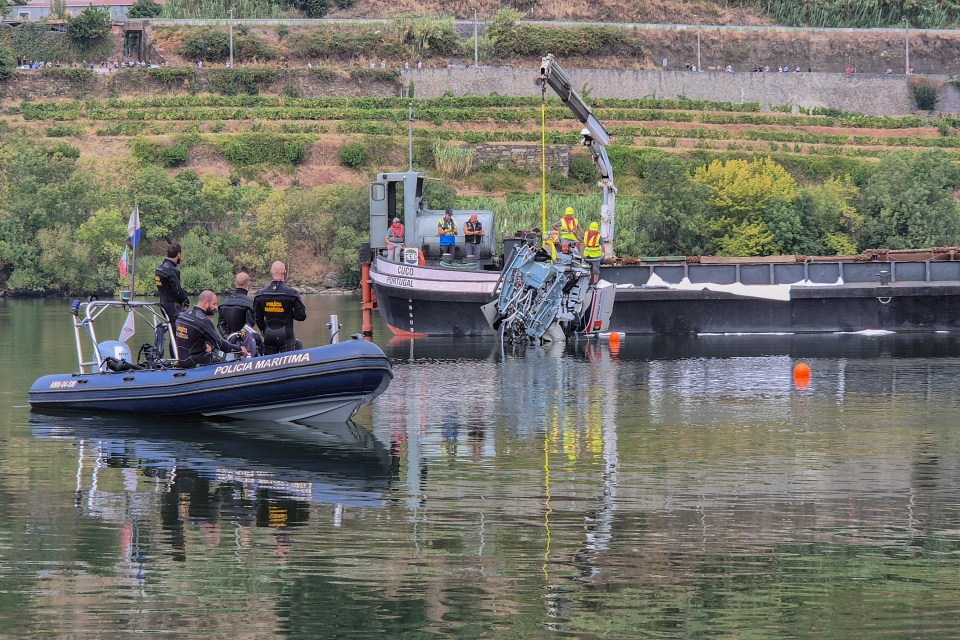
540,54,617,257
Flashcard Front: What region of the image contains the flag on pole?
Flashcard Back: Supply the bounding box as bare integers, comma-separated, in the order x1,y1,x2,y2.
128,204,141,250
119,310,136,343
118,247,128,278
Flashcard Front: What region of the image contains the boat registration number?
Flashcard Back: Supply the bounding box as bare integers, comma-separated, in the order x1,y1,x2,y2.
49,380,78,389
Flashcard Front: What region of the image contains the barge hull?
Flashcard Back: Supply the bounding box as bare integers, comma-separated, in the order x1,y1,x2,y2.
371,257,960,335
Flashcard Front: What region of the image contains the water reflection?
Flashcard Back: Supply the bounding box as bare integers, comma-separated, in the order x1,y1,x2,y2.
9,298,960,637
33,415,397,571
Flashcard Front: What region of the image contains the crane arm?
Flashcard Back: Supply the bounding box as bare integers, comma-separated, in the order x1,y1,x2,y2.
540,54,617,257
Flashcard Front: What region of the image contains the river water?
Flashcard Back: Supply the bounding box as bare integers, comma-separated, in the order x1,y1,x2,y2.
1,295,959,638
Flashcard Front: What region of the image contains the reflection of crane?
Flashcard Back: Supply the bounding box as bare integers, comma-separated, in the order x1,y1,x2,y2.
540,54,618,258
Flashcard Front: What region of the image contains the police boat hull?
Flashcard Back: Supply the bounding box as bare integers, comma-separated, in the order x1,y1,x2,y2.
29,341,393,424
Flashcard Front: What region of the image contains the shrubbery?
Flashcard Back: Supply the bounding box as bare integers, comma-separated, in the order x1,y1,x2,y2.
132,137,192,167
285,26,401,59
66,7,112,42
338,142,367,167
208,67,277,95
485,8,644,58
127,0,162,18
222,133,308,166
180,30,230,61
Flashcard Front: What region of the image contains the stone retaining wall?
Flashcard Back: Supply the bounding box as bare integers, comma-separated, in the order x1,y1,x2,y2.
471,143,569,173
0,68,401,101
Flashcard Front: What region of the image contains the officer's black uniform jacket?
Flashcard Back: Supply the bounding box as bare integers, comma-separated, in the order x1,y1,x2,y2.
254,280,307,354
155,257,190,322
175,306,241,368
217,287,256,337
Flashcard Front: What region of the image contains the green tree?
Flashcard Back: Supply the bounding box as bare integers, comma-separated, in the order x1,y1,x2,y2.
693,157,798,222
0,0,28,18
237,190,289,275
634,154,713,256
73,207,128,292
127,0,162,18
179,227,234,292
857,151,960,249
715,219,777,256
796,176,861,255
0,42,14,82
66,6,112,42
760,197,817,255
129,166,203,241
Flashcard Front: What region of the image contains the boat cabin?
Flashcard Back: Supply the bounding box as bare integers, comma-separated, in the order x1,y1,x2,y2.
369,170,496,266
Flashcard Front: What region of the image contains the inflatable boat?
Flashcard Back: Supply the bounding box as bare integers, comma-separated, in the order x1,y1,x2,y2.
29,300,392,424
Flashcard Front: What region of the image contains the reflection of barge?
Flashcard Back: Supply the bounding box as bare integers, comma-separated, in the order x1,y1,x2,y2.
370,242,960,336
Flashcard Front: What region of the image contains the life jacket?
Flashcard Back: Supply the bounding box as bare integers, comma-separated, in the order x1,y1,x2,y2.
388,223,404,244
438,217,456,234
583,230,603,259
560,216,579,241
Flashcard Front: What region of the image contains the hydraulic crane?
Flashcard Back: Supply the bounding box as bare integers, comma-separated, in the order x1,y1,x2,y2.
539,53,617,258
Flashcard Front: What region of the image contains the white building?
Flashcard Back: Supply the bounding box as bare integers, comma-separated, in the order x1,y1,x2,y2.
9,0,158,21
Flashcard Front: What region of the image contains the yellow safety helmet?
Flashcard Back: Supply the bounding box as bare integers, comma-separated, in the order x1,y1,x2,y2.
564,207,574,216
589,221,599,231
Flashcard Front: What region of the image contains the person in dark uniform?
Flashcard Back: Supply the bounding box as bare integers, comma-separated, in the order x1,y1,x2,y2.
218,272,255,336
254,261,307,355
155,242,190,322
218,272,262,356
175,290,245,368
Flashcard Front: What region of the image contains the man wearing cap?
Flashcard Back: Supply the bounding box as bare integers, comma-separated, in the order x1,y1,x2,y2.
385,216,405,262
552,207,584,248
582,221,605,284
437,209,457,256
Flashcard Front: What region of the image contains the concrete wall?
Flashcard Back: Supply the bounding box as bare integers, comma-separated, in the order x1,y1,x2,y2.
412,67,960,117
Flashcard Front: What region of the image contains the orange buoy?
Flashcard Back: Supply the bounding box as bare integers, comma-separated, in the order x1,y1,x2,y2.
608,332,621,348
793,362,811,389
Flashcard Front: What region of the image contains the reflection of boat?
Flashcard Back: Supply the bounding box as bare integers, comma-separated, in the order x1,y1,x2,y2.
32,414,396,508
29,300,392,423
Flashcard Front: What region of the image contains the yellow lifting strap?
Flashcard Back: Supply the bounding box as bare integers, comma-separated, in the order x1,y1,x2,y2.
540,83,548,236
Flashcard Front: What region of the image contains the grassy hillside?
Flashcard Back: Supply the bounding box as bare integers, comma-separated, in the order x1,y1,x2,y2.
4,77,960,295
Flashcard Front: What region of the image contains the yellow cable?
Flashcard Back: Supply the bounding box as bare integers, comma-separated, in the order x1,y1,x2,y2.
541,101,547,235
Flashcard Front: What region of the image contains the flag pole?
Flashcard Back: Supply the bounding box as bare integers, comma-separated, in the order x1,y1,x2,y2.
130,203,139,301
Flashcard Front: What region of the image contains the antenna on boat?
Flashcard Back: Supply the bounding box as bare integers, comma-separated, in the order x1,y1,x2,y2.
407,103,414,172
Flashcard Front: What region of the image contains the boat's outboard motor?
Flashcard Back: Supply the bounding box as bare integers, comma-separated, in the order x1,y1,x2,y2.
98,340,133,372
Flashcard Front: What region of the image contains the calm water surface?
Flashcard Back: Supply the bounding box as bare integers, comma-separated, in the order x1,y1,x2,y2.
1,296,960,638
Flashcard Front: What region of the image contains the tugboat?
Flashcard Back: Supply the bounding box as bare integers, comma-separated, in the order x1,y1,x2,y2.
29,299,392,424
